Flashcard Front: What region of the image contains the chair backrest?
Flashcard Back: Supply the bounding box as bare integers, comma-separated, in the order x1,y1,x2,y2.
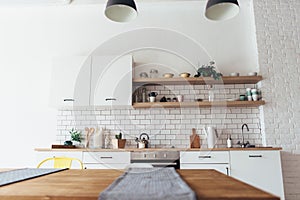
37,157,84,169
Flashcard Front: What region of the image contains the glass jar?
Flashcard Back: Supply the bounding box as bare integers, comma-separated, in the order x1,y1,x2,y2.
141,87,147,102
149,69,158,78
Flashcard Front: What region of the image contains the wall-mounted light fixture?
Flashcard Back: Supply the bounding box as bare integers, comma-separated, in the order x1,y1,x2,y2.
104,0,138,23
205,0,239,21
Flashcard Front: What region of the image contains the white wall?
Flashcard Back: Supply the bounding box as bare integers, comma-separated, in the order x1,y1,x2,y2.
0,1,258,167
253,0,300,199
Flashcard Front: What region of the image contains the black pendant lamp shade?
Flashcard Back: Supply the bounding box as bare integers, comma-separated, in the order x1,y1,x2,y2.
105,0,137,23
205,0,239,21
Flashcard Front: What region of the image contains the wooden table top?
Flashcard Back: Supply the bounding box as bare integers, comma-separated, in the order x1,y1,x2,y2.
0,169,279,200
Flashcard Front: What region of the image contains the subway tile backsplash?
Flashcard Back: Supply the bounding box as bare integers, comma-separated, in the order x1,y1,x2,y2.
56,84,263,148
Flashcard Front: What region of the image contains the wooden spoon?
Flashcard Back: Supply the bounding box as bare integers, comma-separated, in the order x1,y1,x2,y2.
85,127,90,148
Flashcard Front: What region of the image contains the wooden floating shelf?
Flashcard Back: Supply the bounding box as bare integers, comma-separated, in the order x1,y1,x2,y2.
132,101,265,108
133,76,263,85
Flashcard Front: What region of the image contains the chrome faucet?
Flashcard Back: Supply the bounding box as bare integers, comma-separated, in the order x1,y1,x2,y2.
237,123,250,148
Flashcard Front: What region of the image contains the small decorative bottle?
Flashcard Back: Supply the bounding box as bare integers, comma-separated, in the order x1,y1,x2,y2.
227,135,232,148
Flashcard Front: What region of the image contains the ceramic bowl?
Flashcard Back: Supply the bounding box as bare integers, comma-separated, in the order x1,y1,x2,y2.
163,73,174,78
229,72,239,77
248,72,258,76
179,72,190,78
140,72,148,78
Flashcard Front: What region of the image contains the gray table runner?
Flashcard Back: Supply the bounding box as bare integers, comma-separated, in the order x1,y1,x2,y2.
0,168,66,187
99,168,196,200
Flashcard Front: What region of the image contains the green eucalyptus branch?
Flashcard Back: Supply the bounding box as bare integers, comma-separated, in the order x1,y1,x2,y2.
69,128,82,143
195,61,222,80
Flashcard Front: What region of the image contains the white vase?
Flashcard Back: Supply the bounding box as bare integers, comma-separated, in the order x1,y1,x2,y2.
72,141,81,147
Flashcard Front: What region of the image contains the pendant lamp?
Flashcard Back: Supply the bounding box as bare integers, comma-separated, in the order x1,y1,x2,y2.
105,0,137,23
205,0,239,21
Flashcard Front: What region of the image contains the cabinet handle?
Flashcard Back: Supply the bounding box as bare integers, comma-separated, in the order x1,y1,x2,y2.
100,156,113,159
249,155,263,158
64,99,75,102
226,167,229,176
198,156,211,159
105,98,117,101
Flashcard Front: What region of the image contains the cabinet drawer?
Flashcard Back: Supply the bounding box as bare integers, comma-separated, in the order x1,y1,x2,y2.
84,163,129,169
83,152,130,164
230,150,279,160
180,151,229,164
180,163,230,175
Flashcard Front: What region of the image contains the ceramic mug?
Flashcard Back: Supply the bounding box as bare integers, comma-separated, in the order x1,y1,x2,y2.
149,96,156,102
252,94,258,101
239,95,246,101
251,89,258,95
177,95,183,102
246,88,252,96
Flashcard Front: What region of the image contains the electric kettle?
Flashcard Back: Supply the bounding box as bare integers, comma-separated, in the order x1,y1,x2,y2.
203,126,218,148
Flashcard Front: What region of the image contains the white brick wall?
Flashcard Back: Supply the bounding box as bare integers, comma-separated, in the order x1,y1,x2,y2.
57,83,263,149
253,0,300,199
57,106,262,148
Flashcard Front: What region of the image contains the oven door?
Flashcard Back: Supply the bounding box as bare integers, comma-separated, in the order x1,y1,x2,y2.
130,159,180,169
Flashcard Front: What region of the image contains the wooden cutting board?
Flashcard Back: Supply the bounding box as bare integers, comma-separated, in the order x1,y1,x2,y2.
190,128,200,148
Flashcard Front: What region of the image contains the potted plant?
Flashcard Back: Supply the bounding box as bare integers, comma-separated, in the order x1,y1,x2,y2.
67,128,82,146
112,132,126,149
194,61,223,80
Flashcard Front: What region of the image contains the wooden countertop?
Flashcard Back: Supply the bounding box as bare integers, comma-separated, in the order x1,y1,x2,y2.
35,147,282,152
0,169,279,200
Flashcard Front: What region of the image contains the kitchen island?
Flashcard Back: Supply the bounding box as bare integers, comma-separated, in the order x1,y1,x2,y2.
0,169,279,200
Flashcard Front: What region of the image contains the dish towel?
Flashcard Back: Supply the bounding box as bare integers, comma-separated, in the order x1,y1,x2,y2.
0,168,66,187
99,168,196,200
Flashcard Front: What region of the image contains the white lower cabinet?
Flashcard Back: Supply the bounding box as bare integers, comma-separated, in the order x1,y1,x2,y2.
36,151,83,169
82,152,130,169
36,151,130,169
230,150,285,200
180,151,230,175
180,150,284,199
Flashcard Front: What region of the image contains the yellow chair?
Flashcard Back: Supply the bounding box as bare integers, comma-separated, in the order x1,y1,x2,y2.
37,157,84,169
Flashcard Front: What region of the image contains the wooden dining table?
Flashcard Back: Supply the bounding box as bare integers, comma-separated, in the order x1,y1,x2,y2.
0,169,279,200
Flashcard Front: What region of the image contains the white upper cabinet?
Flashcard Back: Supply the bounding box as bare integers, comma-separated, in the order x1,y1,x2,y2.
49,56,91,107
91,55,133,106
